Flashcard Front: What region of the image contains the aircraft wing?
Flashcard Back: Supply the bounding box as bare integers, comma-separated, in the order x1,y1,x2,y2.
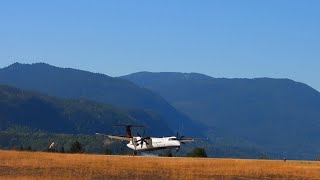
180,138,208,143
107,135,132,141
95,133,132,141
179,138,195,143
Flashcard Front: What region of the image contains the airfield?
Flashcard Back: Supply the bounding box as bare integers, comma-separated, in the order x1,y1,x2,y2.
1,150,320,179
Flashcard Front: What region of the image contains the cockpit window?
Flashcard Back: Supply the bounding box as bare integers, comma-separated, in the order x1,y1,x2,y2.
169,138,177,141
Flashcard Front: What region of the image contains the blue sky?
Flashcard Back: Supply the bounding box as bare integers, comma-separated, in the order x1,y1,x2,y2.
1,1,319,90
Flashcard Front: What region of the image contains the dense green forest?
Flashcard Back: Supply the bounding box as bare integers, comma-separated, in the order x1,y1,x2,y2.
0,130,130,154
0,130,264,158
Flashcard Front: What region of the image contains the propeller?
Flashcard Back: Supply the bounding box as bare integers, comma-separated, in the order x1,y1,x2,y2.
176,132,186,144
135,130,150,148
175,132,186,152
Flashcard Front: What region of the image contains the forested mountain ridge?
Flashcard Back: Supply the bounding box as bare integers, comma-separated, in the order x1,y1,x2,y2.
0,63,202,135
0,84,263,158
123,72,320,159
0,85,172,135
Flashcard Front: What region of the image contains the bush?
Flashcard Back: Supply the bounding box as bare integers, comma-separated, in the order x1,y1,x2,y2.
70,141,84,153
260,153,269,160
187,148,207,158
104,148,112,155
59,146,65,153
159,150,173,157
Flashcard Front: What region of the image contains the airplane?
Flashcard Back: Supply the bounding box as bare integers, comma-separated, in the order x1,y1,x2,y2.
96,125,204,155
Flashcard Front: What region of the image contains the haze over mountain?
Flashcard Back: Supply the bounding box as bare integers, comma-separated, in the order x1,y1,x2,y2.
123,72,320,159
0,63,202,136
0,85,172,135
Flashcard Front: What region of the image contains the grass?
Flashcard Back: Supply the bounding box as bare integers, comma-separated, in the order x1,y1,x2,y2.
0,150,320,179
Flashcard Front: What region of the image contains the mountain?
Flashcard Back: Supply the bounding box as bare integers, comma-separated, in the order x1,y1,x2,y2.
0,63,202,136
123,72,320,159
0,85,263,158
0,85,172,135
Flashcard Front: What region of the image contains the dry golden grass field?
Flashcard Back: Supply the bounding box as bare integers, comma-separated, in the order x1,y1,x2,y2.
0,150,320,180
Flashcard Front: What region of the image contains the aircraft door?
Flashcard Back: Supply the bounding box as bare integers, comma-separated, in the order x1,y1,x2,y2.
146,139,153,148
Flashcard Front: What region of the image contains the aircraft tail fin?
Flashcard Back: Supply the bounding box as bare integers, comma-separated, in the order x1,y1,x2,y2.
112,125,144,138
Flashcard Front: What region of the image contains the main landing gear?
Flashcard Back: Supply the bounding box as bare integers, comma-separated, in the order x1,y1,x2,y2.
133,151,137,156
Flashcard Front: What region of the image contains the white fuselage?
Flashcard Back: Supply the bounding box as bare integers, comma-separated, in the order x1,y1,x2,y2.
126,136,181,151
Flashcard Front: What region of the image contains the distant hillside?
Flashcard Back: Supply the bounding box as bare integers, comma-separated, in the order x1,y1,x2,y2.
123,72,320,159
0,85,263,158
0,85,172,136
0,63,202,136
